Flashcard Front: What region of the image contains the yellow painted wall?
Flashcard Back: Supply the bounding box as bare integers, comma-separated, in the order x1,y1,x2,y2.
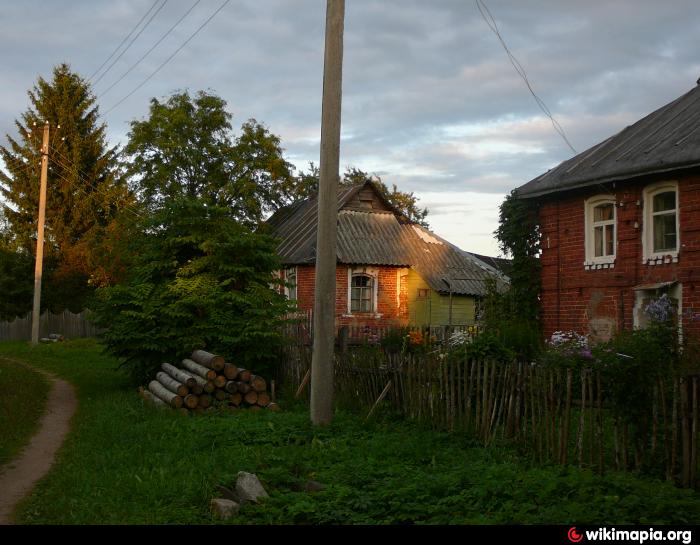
406,269,476,326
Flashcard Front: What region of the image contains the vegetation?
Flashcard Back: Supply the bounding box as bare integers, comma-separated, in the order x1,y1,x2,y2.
1,339,698,525
0,358,50,467
0,63,129,313
91,199,290,384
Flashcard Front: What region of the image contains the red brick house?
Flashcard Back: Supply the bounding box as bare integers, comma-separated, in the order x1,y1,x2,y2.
266,181,508,332
516,77,700,342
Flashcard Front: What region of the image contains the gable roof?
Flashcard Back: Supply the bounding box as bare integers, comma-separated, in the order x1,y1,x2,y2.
517,78,700,199
266,181,508,296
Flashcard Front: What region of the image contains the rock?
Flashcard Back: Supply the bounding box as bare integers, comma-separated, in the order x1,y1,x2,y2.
235,471,269,503
304,480,325,493
210,498,240,519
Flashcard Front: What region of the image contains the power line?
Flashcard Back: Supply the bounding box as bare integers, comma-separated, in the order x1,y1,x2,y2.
88,0,163,81
103,0,231,116
475,0,577,155
99,0,203,99
91,0,169,86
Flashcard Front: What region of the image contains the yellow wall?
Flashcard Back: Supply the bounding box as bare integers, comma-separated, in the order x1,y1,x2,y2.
406,269,476,326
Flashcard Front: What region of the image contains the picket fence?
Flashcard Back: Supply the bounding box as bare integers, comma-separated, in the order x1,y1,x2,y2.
0,310,102,341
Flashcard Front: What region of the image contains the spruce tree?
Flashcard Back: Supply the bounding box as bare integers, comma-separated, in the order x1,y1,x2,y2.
0,63,130,310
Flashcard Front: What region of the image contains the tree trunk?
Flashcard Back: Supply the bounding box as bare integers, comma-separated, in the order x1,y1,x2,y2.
148,380,183,408
223,363,238,380
182,358,217,381
183,394,199,409
249,375,267,393
236,368,252,382
156,372,189,397
190,349,225,371
161,362,197,388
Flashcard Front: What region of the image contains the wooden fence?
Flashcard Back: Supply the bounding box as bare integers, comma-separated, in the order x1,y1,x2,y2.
0,310,102,341
278,344,699,488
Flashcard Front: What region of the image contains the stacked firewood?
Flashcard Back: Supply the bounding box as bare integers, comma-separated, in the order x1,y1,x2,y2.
137,349,279,413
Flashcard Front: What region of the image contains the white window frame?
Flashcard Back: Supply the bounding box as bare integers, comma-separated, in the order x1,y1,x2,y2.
284,266,297,301
642,181,679,263
346,266,379,315
584,195,617,267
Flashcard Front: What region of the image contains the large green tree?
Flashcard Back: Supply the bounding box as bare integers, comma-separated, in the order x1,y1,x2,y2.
123,90,296,226
0,63,130,310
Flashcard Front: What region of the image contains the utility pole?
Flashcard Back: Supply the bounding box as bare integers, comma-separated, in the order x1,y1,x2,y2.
31,122,50,346
311,0,345,425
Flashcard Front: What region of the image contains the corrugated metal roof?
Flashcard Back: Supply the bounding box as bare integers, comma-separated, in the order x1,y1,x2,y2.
517,79,700,199
267,182,509,296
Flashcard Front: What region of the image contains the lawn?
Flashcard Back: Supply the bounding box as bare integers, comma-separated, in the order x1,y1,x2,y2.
1,338,699,524
0,357,50,468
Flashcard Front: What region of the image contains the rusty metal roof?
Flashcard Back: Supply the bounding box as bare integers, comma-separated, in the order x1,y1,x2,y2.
517,79,700,199
266,182,508,296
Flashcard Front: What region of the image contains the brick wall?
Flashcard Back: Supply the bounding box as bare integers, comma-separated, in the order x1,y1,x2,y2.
538,173,700,341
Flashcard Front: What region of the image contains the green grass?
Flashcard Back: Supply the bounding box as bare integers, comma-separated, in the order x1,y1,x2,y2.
0,356,50,468
1,338,699,524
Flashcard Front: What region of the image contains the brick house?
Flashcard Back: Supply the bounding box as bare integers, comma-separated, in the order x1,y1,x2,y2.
516,77,700,342
266,180,508,332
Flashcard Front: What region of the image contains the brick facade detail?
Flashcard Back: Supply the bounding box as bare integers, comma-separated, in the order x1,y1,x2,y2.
539,173,700,342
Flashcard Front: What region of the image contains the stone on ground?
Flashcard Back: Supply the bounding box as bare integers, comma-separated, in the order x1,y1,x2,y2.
210,498,240,519
235,471,269,503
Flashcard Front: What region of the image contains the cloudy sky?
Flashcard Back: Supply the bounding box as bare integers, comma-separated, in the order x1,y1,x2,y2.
2,0,700,256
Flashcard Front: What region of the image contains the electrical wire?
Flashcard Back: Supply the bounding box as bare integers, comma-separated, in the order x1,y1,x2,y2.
88,0,163,81
98,0,203,99
92,0,169,86
475,0,577,155
103,0,231,116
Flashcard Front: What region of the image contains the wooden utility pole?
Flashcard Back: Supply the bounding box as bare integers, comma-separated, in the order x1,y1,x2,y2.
31,122,50,346
311,0,345,425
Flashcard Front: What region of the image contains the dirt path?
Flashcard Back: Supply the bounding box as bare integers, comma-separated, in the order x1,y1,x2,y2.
0,360,77,524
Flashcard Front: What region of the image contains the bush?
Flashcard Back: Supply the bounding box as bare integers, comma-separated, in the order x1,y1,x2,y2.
91,199,291,384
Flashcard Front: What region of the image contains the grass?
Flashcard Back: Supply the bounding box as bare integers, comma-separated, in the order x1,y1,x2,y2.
1,338,699,524
0,356,50,468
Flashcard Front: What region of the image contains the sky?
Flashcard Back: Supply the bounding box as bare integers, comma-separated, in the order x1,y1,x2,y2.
1,0,700,257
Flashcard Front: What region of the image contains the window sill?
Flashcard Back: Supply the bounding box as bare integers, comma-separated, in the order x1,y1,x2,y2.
342,313,383,319
584,259,615,271
642,253,678,266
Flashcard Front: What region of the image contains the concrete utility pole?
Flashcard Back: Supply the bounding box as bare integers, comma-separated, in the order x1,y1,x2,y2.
31,122,50,346
311,0,345,425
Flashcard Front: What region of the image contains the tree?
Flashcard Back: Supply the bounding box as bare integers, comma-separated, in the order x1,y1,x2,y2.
123,90,296,226
91,198,291,384
296,164,429,226
0,63,129,310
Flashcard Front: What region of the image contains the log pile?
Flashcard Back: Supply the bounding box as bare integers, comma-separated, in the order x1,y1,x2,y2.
138,349,279,413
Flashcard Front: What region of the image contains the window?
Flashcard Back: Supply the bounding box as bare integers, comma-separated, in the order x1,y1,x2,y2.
643,182,679,262
584,195,616,267
351,274,373,312
284,267,297,300
633,282,681,331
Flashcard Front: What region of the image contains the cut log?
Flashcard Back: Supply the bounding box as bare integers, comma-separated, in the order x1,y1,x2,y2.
236,368,252,382
223,363,239,380
182,358,217,381
190,349,225,371
156,372,189,397
191,383,204,395
249,375,267,393
198,394,212,409
183,394,199,409
161,362,197,388
225,381,238,394
244,390,258,405
267,402,281,412
256,392,271,407
213,375,227,389
138,386,166,407
214,389,227,402
237,382,251,394
148,380,183,408
229,393,242,406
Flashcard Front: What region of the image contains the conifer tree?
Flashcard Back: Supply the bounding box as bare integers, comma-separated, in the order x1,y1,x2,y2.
0,63,130,310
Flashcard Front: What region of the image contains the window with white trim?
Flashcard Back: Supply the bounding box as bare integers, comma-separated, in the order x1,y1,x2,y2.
643,182,679,262
284,267,297,301
351,274,373,312
584,195,616,266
